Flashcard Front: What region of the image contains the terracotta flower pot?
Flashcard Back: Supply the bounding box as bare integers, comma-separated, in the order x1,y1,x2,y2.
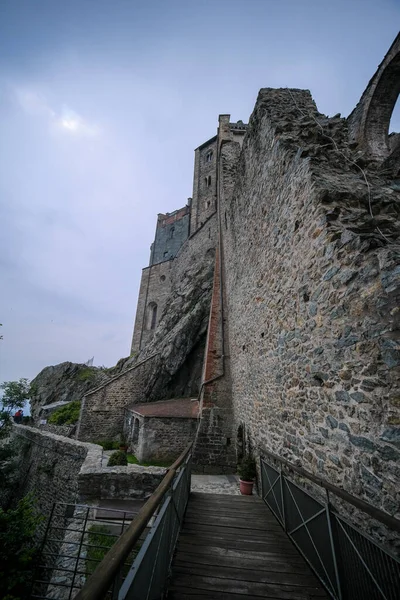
239,479,254,495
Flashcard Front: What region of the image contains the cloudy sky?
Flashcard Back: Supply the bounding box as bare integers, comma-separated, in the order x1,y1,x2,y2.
0,0,399,385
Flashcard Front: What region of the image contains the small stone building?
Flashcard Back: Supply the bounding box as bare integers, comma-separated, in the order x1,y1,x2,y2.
124,398,199,463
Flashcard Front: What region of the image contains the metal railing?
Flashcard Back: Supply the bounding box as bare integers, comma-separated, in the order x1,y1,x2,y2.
74,443,192,600
30,502,143,600
261,450,400,600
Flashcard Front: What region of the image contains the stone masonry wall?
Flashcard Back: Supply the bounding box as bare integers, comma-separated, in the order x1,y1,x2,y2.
13,425,164,513
12,425,100,533
135,416,197,463
77,354,159,442
222,89,400,526
190,137,218,234
131,260,173,353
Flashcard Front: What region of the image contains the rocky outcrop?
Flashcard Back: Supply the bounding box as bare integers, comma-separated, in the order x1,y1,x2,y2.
29,362,112,421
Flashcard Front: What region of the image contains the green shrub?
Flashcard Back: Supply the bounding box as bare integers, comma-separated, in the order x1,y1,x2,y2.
107,451,128,467
238,456,257,481
48,401,81,425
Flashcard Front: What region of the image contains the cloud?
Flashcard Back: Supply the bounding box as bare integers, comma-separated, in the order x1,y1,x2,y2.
13,86,101,138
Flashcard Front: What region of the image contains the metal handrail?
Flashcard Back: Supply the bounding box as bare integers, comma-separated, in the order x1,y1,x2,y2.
262,448,400,534
74,443,192,600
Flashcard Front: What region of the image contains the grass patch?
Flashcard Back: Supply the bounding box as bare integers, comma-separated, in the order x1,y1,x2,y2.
86,524,142,578
76,367,97,382
127,454,170,468
94,440,120,451
86,525,117,577
48,401,81,425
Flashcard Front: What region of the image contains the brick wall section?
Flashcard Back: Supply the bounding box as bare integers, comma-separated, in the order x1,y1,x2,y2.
193,242,236,472
151,206,190,264
221,89,400,527
77,354,159,442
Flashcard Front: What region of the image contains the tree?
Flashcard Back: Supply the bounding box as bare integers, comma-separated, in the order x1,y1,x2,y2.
0,378,30,436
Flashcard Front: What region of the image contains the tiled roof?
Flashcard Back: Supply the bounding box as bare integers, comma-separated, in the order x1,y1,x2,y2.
129,397,199,418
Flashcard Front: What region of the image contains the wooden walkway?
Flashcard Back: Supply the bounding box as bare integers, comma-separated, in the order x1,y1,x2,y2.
168,492,329,600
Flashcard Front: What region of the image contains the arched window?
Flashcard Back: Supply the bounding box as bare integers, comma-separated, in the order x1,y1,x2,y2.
169,226,175,239
147,302,158,330
205,175,211,187
132,418,140,444
206,150,213,163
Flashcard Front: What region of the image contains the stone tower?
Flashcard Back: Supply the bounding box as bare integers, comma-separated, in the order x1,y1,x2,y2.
130,116,247,355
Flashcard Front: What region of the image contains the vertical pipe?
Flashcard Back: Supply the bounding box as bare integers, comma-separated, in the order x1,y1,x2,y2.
69,506,90,600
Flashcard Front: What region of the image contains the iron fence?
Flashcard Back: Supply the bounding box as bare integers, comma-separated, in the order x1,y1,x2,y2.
30,502,143,600
261,454,400,600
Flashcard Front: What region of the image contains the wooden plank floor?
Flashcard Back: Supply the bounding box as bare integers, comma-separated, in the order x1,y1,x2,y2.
168,492,329,599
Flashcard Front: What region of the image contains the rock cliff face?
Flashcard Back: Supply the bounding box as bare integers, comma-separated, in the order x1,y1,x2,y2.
29,362,114,420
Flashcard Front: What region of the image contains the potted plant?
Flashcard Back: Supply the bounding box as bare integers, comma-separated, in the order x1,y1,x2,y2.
238,456,257,495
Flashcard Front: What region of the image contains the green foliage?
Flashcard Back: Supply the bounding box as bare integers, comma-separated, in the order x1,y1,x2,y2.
0,494,43,599
238,456,257,481
76,367,97,382
94,440,120,451
48,401,81,426
0,378,30,436
86,524,117,577
107,450,128,466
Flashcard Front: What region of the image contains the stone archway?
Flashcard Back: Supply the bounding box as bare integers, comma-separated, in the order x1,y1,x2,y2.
348,33,400,169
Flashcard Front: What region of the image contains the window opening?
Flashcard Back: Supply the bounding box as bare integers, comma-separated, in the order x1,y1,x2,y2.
132,418,140,444
147,302,158,330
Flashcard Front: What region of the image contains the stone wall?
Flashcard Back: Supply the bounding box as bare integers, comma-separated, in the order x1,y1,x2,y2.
124,409,197,463
221,88,400,523
12,425,165,514
77,354,159,442
12,425,101,532
190,137,218,234
131,260,173,353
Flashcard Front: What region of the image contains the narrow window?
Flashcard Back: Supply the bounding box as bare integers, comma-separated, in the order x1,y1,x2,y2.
150,305,157,329
205,175,212,187
147,302,158,330
206,200,211,208
170,226,175,239
206,150,213,163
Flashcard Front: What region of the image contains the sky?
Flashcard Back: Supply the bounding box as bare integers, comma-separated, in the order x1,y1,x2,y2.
0,0,399,386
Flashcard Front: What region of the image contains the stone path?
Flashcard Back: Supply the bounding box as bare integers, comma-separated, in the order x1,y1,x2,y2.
191,474,242,495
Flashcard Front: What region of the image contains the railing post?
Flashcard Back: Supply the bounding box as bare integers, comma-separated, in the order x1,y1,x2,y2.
325,490,342,600
280,466,286,532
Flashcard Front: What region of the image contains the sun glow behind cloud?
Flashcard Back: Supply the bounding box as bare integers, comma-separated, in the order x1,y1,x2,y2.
13,86,101,138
